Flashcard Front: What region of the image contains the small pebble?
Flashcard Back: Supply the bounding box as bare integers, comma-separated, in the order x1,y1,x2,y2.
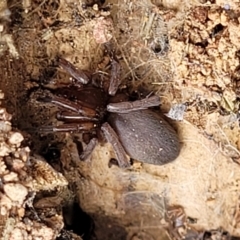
0,121,11,132
0,92,4,99
8,132,24,145
4,183,28,204
0,193,12,214
0,143,11,156
166,104,187,121
3,172,18,182
12,159,25,171
223,4,230,10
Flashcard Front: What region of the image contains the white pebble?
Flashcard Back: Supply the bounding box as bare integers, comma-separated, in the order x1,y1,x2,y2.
0,121,11,132
3,172,18,182
0,143,11,156
8,132,24,145
4,183,28,204
0,193,12,214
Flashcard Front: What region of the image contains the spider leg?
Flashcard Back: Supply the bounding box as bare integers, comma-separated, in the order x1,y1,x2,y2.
104,43,122,96
101,122,130,168
56,111,98,122
108,58,121,96
80,138,98,160
39,123,97,133
107,95,160,113
39,95,97,117
58,57,91,85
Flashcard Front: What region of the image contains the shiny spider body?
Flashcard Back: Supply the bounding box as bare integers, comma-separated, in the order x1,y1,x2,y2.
40,54,180,167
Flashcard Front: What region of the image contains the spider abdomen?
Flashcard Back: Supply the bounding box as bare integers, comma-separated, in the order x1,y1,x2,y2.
108,109,180,165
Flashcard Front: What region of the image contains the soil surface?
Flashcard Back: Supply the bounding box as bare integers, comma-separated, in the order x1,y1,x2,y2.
0,0,240,239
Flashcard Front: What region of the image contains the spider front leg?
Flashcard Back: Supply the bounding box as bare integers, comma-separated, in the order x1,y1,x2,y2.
108,57,121,96
56,111,98,122
58,57,91,85
101,122,130,168
38,96,99,132
104,43,122,96
40,123,98,161
107,95,160,113
39,95,97,118
38,94,100,159
39,122,97,133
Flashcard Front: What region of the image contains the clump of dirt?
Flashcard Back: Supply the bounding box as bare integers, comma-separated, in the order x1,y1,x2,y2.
168,3,240,161
0,0,240,239
0,94,68,239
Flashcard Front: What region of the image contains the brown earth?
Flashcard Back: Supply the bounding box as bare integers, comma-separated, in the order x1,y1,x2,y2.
0,0,240,239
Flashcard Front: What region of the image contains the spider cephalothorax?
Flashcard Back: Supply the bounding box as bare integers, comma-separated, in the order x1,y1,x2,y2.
40,51,180,168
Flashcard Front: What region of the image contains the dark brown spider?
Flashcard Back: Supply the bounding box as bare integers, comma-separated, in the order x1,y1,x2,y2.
39,51,180,168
